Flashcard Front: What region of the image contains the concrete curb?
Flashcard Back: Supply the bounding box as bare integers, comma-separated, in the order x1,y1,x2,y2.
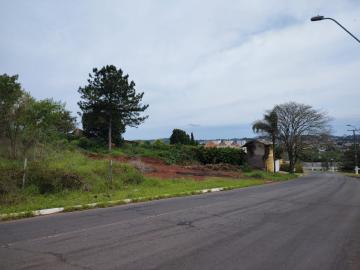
0,186,230,221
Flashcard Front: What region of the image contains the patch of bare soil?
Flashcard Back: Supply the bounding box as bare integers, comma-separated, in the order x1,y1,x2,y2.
86,153,243,180
122,157,242,180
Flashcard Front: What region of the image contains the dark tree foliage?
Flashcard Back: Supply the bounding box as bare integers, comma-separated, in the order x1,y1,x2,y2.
0,74,75,158
78,65,149,146
341,147,360,171
190,132,195,145
196,147,246,165
0,74,23,139
169,129,191,145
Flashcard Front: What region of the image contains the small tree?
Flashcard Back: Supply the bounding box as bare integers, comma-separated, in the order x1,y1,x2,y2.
274,102,330,173
252,109,278,173
190,132,196,145
170,129,191,145
22,99,75,152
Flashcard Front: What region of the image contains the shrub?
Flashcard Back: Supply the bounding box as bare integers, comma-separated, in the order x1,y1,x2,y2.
240,164,253,173
195,147,246,165
121,169,144,185
27,161,84,194
280,163,303,173
77,137,105,151
152,139,168,150
247,172,264,178
113,163,144,185
280,163,290,172
295,163,304,173
0,162,22,195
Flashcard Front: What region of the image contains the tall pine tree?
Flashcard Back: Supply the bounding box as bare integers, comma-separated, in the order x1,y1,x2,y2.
78,65,149,147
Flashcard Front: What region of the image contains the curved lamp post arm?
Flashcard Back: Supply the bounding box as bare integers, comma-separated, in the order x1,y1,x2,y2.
311,16,360,44
325,17,360,43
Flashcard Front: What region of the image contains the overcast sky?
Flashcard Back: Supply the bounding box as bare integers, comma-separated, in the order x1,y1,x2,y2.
1,1,360,139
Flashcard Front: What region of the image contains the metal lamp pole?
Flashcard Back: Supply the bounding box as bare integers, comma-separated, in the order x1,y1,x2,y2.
347,125,359,174
311,15,360,44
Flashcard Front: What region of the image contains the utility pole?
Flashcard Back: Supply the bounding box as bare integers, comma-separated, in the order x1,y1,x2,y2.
347,125,359,174
108,115,113,184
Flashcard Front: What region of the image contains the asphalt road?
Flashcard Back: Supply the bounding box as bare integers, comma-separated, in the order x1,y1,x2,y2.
1,173,360,270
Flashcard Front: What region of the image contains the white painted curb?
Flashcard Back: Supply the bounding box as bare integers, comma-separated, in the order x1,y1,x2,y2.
33,207,64,216
1,187,229,220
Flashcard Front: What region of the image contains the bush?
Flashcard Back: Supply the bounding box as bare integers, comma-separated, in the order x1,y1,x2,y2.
295,163,304,173
113,163,144,185
195,147,246,165
27,161,84,194
77,137,105,151
122,169,144,185
0,160,22,195
247,171,264,178
152,139,168,150
280,163,303,173
340,148,360,172
240,164,252,173
280,163,290,172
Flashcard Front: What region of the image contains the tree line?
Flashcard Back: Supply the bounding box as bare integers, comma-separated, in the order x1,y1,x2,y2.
3,65,345,175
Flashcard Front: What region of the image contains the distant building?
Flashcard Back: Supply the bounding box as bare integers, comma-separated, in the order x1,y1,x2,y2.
243,139,275,172
204,140,221,148
204,139,247,150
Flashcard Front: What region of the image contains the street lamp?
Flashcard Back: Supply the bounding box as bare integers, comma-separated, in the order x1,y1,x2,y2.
311,15,360,44
347,124,359,174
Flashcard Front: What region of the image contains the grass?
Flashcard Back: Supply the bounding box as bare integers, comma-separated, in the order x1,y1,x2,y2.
244,170,299,181
344,173,360,179
110,143,199,165
0,173,297,215
0,150,144,194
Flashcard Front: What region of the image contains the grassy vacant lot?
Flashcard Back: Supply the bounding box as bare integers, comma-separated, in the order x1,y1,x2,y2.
0,145,297,216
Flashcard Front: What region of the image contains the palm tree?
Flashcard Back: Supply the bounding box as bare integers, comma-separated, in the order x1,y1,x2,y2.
252,109,278,173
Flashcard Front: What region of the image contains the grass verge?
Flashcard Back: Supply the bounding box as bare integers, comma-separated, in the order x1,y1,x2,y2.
0,172,297,216
344,173,360,179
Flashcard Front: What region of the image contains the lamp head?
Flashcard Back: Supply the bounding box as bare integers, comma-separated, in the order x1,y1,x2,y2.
311,15,325,22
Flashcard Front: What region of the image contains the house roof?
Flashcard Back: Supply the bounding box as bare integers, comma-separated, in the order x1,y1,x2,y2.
205,141,219,148
243,139,273,147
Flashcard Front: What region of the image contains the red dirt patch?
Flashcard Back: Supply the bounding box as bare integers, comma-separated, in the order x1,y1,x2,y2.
126,157,243,180
87,153,243,180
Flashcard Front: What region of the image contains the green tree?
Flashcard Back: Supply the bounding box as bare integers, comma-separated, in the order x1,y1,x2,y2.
190,132,196,145
22,99,75,153
0,74,32,158
252,109,278,173
78,65,149,148
340,147,360,172
274,102,330,173
170,129,191,145
0,74,75,159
